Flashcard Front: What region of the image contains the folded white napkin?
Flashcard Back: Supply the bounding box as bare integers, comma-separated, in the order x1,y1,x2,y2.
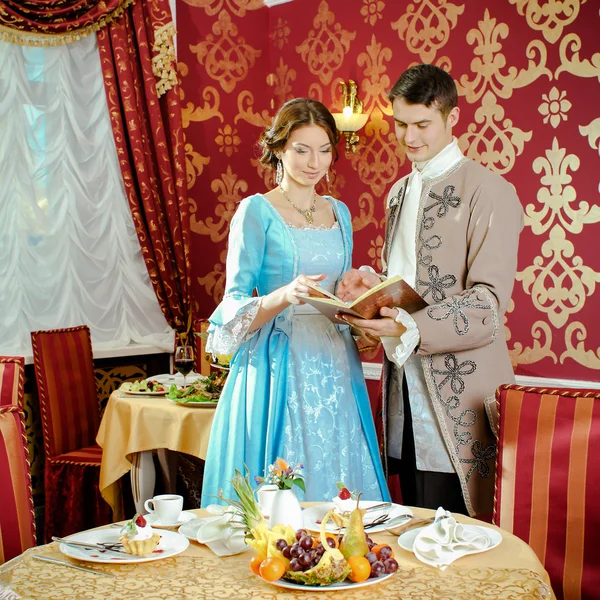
195,505,248,557
413,507,492,570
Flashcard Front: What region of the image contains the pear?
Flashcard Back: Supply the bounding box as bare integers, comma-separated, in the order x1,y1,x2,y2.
339,493,369,559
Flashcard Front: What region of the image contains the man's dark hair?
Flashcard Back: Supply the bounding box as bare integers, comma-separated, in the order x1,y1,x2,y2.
388,64,458,120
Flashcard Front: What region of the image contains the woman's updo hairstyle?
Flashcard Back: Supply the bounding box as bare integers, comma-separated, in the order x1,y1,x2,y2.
259,98,340,170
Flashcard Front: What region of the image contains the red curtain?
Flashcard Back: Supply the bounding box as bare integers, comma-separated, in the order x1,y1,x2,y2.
0,0,131,40
97,1,193,340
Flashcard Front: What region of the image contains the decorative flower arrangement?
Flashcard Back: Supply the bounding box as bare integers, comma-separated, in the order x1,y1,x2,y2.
255,457,305,493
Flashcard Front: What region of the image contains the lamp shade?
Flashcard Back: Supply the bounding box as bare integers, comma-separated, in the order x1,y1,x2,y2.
332,112,369,133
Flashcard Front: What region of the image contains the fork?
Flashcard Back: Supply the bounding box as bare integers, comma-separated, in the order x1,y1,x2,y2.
363,513,390,530
52,536,125,553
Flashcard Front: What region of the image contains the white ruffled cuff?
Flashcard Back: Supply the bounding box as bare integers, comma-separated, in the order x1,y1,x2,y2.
206,297,262,356
381,308,420,367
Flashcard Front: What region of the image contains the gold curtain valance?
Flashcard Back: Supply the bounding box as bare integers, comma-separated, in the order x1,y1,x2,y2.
0,0,135,46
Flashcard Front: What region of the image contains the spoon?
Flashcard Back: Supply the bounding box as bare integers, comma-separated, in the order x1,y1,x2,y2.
383,515,435,536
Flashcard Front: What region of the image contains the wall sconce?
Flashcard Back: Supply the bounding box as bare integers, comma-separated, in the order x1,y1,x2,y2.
332,80,369,154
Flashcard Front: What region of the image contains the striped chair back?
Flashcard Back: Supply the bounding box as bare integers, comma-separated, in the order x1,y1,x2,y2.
0,405,36,563
0,356,24,407
494,384,600,600
31,326,100,458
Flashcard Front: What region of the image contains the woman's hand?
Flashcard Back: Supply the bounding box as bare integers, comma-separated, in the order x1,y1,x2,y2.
283,273,326,305
337,269,381,301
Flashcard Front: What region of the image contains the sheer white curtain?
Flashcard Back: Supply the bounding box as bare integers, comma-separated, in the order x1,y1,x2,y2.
0,35,174,356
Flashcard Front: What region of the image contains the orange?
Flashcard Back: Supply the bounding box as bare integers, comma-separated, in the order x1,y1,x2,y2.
259,556,287,582
347,555,371,583
249,552,266,575
371,543,395,560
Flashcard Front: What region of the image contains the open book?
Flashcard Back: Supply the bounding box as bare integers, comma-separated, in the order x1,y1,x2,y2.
298,275,427,326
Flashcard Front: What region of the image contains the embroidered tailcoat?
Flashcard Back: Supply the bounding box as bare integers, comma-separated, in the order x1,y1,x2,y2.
381,158,524,516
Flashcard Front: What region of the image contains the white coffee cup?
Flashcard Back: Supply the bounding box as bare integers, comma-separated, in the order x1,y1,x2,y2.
257,484,278,517
144,494,183,524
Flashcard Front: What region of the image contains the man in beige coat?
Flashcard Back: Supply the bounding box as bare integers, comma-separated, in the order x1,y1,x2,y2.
338,64,523,517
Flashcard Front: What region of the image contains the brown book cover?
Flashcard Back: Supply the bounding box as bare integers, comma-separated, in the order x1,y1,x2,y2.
298,275,427,325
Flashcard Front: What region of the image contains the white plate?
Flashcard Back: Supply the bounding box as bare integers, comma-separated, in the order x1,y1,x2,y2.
59,529,189,564
398,524,503,555
168,399,218,409
144,511,196,528
123,389,168,396
263,572,394,592
302,502,412,534
150,373,204,386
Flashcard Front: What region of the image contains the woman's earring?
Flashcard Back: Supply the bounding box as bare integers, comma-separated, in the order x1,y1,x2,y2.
325,171,330,184
276,160,283,185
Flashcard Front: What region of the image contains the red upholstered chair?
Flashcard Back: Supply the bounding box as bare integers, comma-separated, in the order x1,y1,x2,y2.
0,357,36,562
31,326,113,540
494,384,600,600
0,356,25,407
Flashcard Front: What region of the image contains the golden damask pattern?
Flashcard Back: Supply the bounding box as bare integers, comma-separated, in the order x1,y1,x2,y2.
184,137,211,190
538,87,571,128
351,192,379,232
517,224,600,328
296,0,356,85
368,234,384,270
191,166,248,242
580,117,600,191
457,9,551,103
562,322,600,368
509,321,557,368
391,0,464,63
215,124,241,156
269,58,297,103
181,0,264,17
198,249,228,304
361,0,385,26
189,10,261,93
350,108,406,196
356,35,394,117
555,33,600,80
270,17,290,49
457,91,532,174
95,366,147,411
234,90,273,127
509,0,587,44
525,138,600,235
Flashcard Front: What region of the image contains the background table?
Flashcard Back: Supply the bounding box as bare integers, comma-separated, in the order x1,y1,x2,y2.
0,507,555,599
96,390,216,519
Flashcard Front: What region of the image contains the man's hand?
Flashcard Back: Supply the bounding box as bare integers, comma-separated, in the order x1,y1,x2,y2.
337,306,407,339
337,269,381,301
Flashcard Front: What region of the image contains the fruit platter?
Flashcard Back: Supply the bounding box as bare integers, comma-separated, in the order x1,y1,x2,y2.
225,470,398,590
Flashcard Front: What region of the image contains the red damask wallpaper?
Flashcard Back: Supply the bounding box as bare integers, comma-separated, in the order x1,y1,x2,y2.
176,0,600,382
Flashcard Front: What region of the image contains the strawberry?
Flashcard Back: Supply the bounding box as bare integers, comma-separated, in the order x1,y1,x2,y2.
338,487,351,500
135,514,147,528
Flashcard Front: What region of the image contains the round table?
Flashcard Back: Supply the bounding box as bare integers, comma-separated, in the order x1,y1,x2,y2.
0,507,555,599
96,390,217,519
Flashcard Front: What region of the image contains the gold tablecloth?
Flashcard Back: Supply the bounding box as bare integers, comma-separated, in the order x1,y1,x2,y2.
0,508,555,599
96,391,216,518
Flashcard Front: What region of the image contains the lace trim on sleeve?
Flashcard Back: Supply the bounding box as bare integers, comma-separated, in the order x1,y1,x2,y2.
206,298,262,356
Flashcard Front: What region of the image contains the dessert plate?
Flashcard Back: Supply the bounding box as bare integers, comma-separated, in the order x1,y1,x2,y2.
144,511,196,528
178,518,203,542
59,529,189,564
302,501,412,534
398,524,502,555
263,572,394,592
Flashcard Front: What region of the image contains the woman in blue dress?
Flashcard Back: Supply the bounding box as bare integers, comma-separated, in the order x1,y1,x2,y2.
201,98,390,506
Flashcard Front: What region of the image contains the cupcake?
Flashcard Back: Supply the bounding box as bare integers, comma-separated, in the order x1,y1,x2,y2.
119,514,161,555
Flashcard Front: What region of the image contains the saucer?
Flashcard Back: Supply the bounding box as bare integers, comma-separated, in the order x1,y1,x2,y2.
144,511,196,528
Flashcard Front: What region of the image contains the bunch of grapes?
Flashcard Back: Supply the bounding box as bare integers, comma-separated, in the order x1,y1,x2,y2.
364,542,398,577
275,529,332,572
